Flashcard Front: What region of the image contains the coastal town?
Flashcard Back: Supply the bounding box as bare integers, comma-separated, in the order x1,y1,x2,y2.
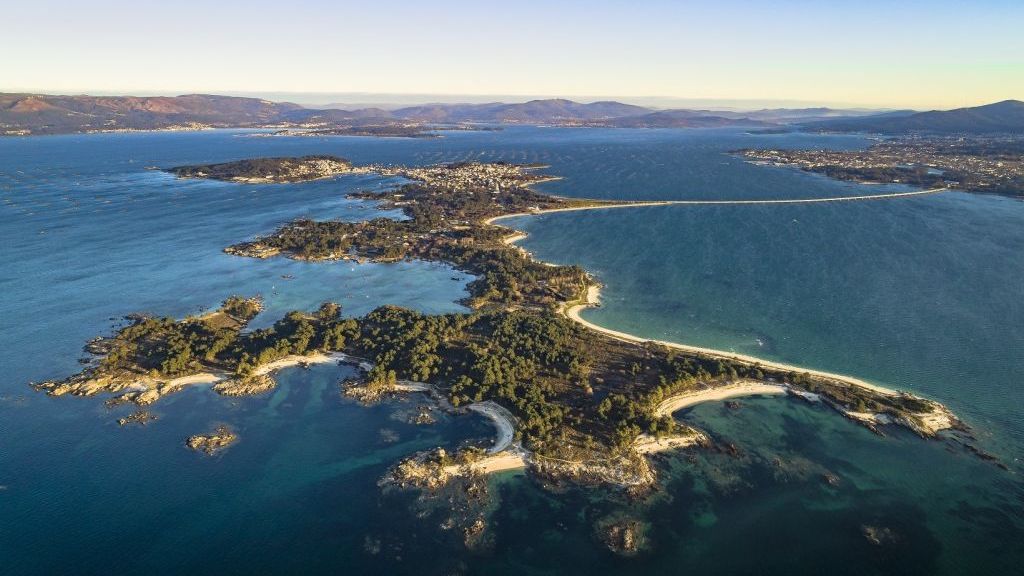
741,137,1024,197
374,160,555,193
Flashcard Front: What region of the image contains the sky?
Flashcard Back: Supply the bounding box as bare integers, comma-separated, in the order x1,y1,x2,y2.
2,0,1022,109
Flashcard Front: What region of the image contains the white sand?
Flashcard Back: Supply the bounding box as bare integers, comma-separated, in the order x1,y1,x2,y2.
501,232,528,245
250,350,353,377
653,381,788,417
166,372,226,386
634,431,707,454
145,351,357,397
471,451,527,473
486,189,960,405
394,381,431,392
441,450,527,475
488,188,953,401
467,401,516,454
563,284,902,398
632,382,786,455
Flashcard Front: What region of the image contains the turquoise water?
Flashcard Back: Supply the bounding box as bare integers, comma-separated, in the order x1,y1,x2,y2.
507,192,1024,453
1,128,1021,574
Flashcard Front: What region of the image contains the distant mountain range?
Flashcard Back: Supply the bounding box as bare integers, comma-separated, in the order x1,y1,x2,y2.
805,100,1024,134
0,93,844,135
595,109,772,129
2,92,1021,136
0,93,307,134
387,99,651,123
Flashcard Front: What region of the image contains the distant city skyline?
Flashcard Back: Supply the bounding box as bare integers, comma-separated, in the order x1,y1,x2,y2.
2,0,1021,109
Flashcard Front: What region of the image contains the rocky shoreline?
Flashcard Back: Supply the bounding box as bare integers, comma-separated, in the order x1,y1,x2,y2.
166,155,364,183
186,425,237,455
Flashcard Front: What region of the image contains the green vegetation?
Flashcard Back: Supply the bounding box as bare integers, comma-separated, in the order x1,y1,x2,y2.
57,298,358,382
92,297,261,378
221,295,263,321
38,158,954,466
44,288,944,456
227,162,596,307
342,305,789,455
167,155,353,182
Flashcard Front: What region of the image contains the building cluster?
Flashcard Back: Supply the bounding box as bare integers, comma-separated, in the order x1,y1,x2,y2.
374,162,540,193
743,137,1023,189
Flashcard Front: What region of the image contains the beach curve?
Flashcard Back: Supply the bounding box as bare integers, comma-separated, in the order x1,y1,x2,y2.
563,284,902,397
485,188,954,402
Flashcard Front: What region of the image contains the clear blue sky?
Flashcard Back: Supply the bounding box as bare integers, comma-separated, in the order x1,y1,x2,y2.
2,0,1021,108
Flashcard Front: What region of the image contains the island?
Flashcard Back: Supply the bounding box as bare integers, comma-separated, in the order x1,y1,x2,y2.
33,157,978,549
166,155,363,183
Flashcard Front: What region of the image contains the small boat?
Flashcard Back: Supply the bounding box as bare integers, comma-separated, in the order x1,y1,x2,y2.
280,274,295,280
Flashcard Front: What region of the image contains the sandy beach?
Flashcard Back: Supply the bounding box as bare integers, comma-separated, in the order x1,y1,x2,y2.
480,214,965,439
501,232,528,245
394,381,431,392
632,382,784,454
562,284,902,398
366,375,527,471
472,451,527,473
442,450,527,475
161,371,228,388
467,401,516,453
487,195,943,402
562,286,959,436
634,432,707,454
151,351,359,395
250,351,352,377
653,381,788,417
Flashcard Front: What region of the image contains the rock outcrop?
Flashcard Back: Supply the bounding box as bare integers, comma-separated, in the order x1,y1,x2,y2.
186,425,238,455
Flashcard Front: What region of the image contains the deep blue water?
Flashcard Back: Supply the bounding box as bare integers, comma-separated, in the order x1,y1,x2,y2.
1,127,1021,575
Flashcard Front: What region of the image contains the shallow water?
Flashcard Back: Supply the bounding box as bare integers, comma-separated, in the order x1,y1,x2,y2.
508,191,1024,453
1,127,1021,574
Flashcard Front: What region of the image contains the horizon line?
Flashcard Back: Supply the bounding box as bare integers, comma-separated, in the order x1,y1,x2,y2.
9,87,1015,112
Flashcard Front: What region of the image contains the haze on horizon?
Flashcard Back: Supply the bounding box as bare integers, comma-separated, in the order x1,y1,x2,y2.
2,0,1021,110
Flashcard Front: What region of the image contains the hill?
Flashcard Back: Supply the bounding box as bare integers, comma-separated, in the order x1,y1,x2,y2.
390,99,651,123
602,109,770,128
3,91,949,136
806,100,1024,134
0,93,305,134
0,93,658,134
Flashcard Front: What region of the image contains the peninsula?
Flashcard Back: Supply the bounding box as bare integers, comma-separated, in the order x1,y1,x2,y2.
740,137,1024,199
36,158,968,483
30,155,986,550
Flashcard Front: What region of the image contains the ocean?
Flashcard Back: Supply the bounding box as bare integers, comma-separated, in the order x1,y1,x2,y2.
1,127,1021,575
